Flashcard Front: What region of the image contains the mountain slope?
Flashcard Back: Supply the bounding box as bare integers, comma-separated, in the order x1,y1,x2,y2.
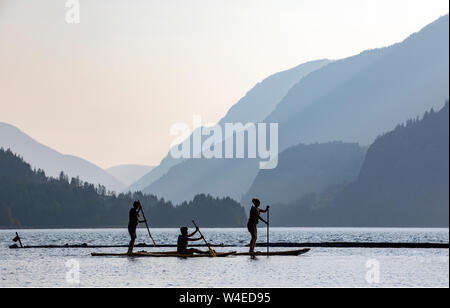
333,102,449,227
242,142,366,206
267,14,449,150
0,149,247,228
107,164,154,187
0,123,126,192
128,59,331,192
143,15,449,205
271,102,449,227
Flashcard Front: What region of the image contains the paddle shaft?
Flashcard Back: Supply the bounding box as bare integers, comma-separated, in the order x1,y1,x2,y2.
16,232,23,248
267,209,270,255
192,220,216,257
139,204,157,247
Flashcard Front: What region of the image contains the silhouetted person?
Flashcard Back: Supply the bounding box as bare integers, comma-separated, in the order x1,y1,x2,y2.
247,198,269,253
127,201,146,254
177,227,208,255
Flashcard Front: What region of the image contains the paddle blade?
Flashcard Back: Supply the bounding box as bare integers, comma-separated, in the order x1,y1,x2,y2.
209,247,217,257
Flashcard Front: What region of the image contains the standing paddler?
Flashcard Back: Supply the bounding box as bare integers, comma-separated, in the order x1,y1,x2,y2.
247,198,269,253
127,201,147,254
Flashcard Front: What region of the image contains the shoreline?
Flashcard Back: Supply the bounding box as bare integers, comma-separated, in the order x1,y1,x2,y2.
8,242,450,250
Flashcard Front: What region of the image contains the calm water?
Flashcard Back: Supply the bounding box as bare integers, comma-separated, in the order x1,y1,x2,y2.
0,228,448,288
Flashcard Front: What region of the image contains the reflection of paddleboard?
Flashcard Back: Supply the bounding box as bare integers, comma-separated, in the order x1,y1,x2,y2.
235,248,311,256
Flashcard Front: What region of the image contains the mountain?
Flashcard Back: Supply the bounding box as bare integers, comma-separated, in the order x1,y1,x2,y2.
271,102,449,227
242,142,366,207
142,15,449,205
0,123,126,192
267,15,449,149
0,148,247,228
128,59,331,192
333,102,449,227
107,164,154,187
145,156,261,205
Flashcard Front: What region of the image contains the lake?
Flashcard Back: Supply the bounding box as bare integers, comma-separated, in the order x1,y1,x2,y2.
0,227,448,288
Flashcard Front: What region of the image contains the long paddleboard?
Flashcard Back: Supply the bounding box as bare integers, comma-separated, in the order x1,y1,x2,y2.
91,251,236,258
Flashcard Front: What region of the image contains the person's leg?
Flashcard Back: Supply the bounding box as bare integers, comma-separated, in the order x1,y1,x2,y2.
128,237,136,254
128,228,136,254
190,248,209,254
248,223,254,253
250,231,257,253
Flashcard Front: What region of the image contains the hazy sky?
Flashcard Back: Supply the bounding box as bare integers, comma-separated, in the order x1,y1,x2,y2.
0,0,448,168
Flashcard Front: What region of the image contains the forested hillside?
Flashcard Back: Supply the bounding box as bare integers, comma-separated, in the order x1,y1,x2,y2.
271,102,449,227
0,149,246,228
242,142,365,206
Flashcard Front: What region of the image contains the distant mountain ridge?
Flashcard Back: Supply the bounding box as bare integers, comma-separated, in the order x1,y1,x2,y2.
141,15,449,205
334,102,449,227
267,14,449,149
107,164,154,187
242,142,366,207
0,123,126,192
128,59,331,192
271,102,449,227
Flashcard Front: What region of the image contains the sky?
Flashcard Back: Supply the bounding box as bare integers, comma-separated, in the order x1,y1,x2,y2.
0,0,448,169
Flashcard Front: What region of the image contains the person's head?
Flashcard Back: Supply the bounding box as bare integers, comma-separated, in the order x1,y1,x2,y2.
180,227,188,236
133,201,140,210
252,198,261,207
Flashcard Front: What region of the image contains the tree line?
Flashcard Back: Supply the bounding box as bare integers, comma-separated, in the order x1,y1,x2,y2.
0,149,247,228
270,102,449,227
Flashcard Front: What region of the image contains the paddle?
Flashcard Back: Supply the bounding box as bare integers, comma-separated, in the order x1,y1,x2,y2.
13,232,23,248
138,201,157,247
192,220,216,257
267,207,270,256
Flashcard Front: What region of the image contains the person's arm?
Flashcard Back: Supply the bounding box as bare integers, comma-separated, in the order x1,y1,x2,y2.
188,227,199,237
136,204,147,223
260,206,270,213
136,213,146,224
258,206,270,224
258,216,268,225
